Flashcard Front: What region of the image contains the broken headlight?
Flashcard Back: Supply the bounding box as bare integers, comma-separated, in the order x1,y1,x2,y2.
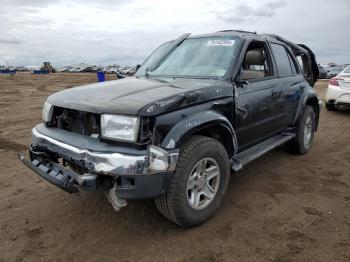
148,146,170,171
101,114,140,142
42,101,53,123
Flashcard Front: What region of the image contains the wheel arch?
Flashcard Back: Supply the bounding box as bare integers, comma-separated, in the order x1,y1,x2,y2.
161,111,237,158
306,96,320,130
293,94,320,131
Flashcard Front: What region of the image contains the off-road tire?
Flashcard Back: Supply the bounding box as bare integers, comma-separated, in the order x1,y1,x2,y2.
155,136,230,228
325,102,336,111
288,105,315,154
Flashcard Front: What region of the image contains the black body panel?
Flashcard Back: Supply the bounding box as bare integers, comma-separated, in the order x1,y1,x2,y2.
47,77,227,116
20,30,321,201
39,30,320,163
235,78,287,149
115,173,171,199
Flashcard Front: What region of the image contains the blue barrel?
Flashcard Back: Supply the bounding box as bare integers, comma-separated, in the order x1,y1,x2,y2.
33,69,49,74
97,71,105,82
0,69,16,74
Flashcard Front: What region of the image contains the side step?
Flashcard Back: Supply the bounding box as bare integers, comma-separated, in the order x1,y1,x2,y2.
231,133,295,172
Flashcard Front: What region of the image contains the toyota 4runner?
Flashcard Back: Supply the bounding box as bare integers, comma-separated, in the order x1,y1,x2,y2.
19,30,320,227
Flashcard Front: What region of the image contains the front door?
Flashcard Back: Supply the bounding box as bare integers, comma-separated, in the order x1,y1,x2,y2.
235,40,287,151
236,79,286,150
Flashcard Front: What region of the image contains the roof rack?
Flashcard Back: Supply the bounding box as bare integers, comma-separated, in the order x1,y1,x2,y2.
217,30,257,34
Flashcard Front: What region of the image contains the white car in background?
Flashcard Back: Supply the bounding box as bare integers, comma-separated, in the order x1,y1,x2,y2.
325,65,350,111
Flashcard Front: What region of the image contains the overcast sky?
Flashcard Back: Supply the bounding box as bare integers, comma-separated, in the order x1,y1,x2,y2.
0,0,349,66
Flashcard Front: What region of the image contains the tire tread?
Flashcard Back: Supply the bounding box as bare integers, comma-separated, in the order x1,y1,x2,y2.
155,135,229,227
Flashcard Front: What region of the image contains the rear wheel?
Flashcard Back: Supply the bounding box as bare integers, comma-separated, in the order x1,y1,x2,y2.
288,105,315,154
155,136,230,227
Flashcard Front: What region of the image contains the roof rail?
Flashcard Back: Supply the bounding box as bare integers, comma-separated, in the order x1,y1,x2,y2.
217,29,257,34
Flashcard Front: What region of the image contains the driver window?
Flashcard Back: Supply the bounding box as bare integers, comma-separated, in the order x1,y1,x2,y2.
241,41,273,80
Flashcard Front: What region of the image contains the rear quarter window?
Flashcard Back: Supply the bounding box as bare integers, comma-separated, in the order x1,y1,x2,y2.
287,52,299,74
270,43,294,77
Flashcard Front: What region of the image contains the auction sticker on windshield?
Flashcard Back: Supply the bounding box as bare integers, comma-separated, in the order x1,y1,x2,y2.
206,39,235,47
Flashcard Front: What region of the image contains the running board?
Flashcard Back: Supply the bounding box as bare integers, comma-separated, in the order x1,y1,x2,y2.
231,133,295,172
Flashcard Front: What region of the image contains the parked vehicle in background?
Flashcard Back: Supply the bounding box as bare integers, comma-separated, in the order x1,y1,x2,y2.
318,65,327,79
57,66,73,72
82,66,100,73
19,30,320,227
326,65,350,111
327,66,344,79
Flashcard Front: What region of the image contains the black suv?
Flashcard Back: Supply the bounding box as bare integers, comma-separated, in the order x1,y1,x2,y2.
19,30,320,227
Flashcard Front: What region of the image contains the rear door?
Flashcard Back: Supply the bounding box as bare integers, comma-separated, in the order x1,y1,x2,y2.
269,42,304,125
270,42,308,127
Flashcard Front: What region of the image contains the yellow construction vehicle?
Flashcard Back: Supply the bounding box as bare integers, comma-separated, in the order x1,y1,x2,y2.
41,62,56,73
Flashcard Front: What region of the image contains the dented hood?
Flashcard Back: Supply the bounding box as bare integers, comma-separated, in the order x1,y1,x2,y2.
47,77,226,116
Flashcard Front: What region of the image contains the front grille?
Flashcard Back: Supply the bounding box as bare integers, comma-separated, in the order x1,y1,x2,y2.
49,107,100,137
48,107,152,143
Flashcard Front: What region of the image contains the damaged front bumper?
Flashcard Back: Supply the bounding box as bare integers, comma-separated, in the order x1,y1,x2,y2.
19,152,96,193
19,124,179,199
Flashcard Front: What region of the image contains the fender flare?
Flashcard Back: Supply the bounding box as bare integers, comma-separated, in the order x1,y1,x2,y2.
161,110,238,155
293,93,320,127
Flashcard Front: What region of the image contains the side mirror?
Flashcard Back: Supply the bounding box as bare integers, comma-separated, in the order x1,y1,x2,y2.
239,79,249,85
236,79,249,87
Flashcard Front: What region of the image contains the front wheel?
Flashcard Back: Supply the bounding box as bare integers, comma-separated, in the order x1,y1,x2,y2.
155,136,230,227
288,105,315,154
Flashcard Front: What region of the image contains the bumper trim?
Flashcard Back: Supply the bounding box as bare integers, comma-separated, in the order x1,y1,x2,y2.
18,153,92,193
18,153,78,194
32,127,178,176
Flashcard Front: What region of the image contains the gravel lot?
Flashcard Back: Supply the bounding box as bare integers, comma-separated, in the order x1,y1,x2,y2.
0,73,349,262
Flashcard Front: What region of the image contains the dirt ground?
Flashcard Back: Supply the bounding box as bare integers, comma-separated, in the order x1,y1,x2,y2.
0,73,349,262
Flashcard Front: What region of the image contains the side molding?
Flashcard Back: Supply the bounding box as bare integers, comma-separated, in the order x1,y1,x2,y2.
161,111,238,155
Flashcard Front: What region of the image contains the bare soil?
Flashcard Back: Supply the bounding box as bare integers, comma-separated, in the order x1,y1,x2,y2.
0,73,349,262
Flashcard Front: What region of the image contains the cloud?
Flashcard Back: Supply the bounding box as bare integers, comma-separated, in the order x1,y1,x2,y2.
0,38,22,45
214,1,287,24
0,0,349,66
1,0,54,7
265,0,287,9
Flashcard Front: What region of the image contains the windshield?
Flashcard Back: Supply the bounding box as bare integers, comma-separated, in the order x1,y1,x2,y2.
135,41,173,77
148,37,240,78
343,65,350,74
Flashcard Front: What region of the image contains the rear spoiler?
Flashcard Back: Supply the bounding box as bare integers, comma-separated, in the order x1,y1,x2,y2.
265,34,319,87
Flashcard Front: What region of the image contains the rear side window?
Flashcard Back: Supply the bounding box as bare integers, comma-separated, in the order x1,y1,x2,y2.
287,52,298,74
296,54,310,77
270,43,294,77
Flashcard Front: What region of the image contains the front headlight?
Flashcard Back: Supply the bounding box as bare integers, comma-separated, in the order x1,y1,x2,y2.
101,114,140,142
42,101,53,122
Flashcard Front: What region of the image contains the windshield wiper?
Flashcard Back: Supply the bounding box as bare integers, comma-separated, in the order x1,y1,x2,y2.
145,74,219,80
